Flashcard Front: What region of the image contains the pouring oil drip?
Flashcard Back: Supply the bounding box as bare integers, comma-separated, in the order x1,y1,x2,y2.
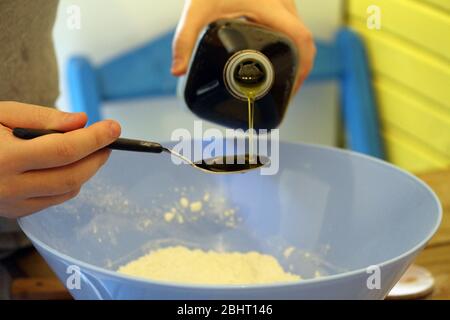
233,59,268,162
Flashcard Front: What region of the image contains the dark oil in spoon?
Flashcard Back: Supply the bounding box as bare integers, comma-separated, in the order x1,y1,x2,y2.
195,154,267,173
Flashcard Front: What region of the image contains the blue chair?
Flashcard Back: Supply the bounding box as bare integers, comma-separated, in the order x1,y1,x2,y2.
67,28,384,159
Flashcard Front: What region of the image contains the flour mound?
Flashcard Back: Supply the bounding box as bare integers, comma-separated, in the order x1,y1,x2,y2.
118,246,300,285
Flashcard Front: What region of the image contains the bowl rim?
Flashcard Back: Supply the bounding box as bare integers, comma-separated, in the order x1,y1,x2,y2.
18,141,443,291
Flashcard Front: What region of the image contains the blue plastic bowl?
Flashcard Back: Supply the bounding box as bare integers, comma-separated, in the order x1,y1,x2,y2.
19,142,441,299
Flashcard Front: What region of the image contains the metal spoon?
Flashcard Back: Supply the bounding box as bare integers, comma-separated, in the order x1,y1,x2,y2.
12,128,269,175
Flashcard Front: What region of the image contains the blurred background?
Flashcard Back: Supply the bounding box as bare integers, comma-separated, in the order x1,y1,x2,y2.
52,0,450,174
53,0,342,148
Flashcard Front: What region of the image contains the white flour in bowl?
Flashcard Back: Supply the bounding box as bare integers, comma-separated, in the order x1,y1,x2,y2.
117,246,301,285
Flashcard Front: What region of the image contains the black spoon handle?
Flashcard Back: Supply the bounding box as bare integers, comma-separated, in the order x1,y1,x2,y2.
12,128,164,154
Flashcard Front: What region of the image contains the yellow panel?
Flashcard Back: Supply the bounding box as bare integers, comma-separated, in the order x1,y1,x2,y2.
383,127,450,173
419,0,450,13
349,0,450,61
374,77,450,157
349,19,450,111
384,135,439,173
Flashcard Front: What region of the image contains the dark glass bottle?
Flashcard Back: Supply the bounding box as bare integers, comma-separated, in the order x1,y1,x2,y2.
182,19,298,130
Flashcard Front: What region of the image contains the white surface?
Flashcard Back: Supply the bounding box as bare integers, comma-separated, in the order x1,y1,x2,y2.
52,0,342,145
388,265,435,299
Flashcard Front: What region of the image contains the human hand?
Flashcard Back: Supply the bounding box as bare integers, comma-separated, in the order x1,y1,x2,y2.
172,0,316,91
0,101,121,218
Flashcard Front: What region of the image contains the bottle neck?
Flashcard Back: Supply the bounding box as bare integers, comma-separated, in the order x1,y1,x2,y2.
223,50,274,101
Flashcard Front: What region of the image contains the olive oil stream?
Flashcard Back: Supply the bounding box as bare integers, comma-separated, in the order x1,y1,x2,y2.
241,86,256,161
194,87,263,173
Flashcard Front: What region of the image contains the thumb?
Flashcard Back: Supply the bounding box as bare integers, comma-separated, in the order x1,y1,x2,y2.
171,11,205,76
